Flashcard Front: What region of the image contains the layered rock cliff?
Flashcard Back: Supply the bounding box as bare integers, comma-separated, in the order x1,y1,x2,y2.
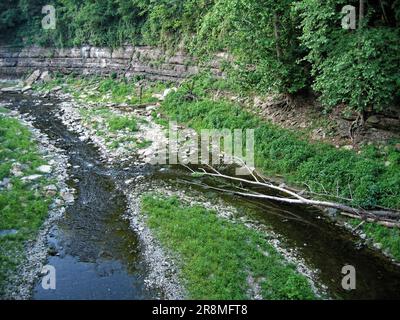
0,45,223,81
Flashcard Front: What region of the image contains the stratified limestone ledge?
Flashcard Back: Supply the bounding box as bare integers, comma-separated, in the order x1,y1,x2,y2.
0,45,224,81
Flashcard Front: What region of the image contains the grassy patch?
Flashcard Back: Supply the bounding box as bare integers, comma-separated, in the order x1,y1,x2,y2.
108,116,138,132
141,194,316,300
136,139,152,149
0,116,53,296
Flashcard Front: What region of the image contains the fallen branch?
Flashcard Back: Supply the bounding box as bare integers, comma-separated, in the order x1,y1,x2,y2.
183,164,400,228
340,212,400,228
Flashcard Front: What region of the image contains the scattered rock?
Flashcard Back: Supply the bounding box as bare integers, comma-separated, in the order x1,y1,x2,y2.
21,86,32,93
342,145,354,151
22,174,43,181
152,93,164,101
39,70,52,82
163,87,177,98
384,161,391,167
366,115,380,125
1,87,22,93
0,177,11,188
50,86,62,93
60,190,74,203
25,69,41,86
10,162,23,177
124,179,134,185
36,165,52,174
45,185,58,197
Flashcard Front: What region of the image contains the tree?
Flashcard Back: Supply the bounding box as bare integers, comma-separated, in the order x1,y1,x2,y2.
296,0,400,113
197,0,307,95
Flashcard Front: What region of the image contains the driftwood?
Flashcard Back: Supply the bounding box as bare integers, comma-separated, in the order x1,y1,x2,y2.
182,163,400,228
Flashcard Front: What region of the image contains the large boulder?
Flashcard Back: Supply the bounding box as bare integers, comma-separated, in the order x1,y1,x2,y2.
1,87,21,93
39,70,52,82
25,69,41,86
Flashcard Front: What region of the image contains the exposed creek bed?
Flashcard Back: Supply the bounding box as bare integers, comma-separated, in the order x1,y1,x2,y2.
1,87,400,299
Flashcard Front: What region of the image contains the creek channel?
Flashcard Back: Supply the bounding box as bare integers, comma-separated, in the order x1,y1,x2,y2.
1,91,400,299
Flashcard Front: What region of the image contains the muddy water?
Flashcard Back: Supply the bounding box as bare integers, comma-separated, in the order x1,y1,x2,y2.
2,92,400,300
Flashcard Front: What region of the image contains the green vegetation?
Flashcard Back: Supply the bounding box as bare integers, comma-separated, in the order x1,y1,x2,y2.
349,220,400,261
34,75,159,152
108,116,138,132
34,74,400,212
141,194,316,299
2,1,399,113
0,115,53,296
296,0,400,113
35,74,167,106
161,76,400,210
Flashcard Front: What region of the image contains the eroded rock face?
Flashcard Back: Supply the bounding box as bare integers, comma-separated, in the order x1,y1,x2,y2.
0,45,223,82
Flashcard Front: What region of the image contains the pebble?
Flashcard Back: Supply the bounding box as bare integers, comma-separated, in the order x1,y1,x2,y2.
0,229,18,237
22,174,43,181
60,190,74,203
37,165,52,173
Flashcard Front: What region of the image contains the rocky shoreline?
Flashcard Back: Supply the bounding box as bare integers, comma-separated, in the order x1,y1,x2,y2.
1,107,73,299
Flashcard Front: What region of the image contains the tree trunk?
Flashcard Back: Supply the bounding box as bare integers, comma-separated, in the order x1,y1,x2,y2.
273,12,282,61
359,0,365,28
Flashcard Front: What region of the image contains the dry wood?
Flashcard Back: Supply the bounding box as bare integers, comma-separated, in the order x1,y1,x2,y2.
183,163,400,228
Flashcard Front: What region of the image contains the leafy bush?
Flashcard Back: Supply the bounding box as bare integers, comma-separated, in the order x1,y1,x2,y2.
108,116,138,132
2,1,399,112
296,0,400,112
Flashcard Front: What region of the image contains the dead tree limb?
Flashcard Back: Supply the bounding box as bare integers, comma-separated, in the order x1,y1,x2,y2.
183,164,400,228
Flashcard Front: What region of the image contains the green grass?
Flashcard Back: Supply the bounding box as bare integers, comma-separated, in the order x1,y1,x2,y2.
159,77,400,261
108,116,138,132
349,220,400,261
141,194,316,300
136,139,152,149
0,116,53,296
34,74,400,261
161,78,400,210
34,74,168,106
